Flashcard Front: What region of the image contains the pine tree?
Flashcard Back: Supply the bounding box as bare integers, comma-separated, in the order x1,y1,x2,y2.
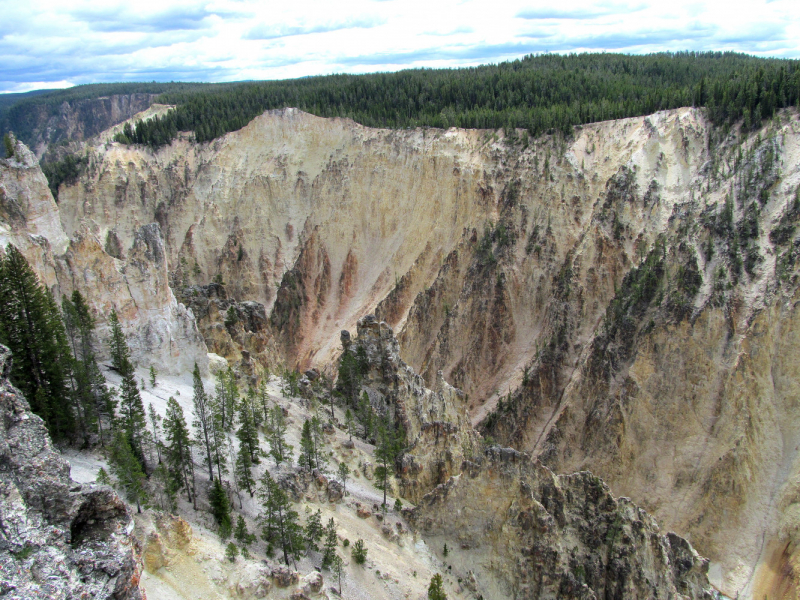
234,514,253,546
321,517,338,569
259,473,304,567
163,397,196,507
245,385,263,429
213,367,239,432
337,462,350,497
236,393,260,464
299,419,315,471
109,310,147,467
109,430,147,513
63,290,116,446
310,415,328,472
235,442,256,498
375,415,397,510
304,508,323,553
151,462,176,512
428,574,447,600
352,539,367,564
0,245,74,438
96,467,112,485
209,477,232,539
225,542,238,562
149,365,157,388
358,392,373,440
148,403,163,464
345,408,354,442
191,363,216,482
267,404,292,465
258,379,271,424
332,553,344,592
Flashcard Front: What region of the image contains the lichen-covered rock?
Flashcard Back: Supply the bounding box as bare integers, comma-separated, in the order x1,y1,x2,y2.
410,446,713,600
0,345,144,599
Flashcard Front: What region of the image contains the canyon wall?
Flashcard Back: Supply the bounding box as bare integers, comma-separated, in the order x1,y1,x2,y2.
0,137,208,374
51,107,800,596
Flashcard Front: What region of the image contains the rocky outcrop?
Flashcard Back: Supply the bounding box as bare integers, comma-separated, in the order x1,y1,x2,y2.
0,138,208,374
339,315,480,503
411,446,713,600
180,282,276,376
0,344,143,599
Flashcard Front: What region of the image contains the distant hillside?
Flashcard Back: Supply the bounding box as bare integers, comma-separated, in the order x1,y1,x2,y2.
0,82,214,150
118,51,800,147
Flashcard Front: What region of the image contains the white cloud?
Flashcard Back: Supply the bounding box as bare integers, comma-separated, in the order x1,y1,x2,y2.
0,0,798,92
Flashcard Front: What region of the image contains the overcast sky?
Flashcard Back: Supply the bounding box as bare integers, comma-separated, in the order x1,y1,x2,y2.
1,0,798,94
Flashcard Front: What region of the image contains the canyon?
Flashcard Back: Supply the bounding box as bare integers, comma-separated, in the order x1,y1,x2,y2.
2,102,800,598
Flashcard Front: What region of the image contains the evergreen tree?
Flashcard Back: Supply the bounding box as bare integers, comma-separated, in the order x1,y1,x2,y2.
213,367,239,432
259,472,304,567
321,517,338,569
358,392,373,440
299,419,315,471
245,385,263,429
310,415,328,472
428,574,447,600
0,245,74,438
345,408,354,442
109,310,147,466
236,393,260,463
96,467,112,486
352,539,367,564
235,442,256,498
258,380,271,425
234,514,254,546
109,430,147,513
149,365,157,388
148,402,163,464
332,553,344,592
209,477,232,538
62,290,115,446
337,347,367,406
163,397,196,507
337,462,350,497
267,404,292,465
3,133,14,159
304,508,323,553
225,542,238,562
191,363,216,482
151,462,176,512
375,414,398,509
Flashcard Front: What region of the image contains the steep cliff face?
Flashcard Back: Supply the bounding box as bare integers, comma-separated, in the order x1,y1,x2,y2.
0,138,208,374
410,447,713,600
0,345,143,599
54,106,800,595
58,109,496,369
8,93,159,157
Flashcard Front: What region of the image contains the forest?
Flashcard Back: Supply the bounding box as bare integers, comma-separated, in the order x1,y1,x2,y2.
112,51,800,147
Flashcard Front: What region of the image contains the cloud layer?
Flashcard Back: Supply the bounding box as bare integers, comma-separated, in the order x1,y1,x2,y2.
1,0,798,93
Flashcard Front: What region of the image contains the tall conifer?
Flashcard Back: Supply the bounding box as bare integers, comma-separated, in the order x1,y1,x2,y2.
0,245,73,438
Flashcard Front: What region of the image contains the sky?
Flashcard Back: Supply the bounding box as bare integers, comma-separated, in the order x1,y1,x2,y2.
1,0,799,94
